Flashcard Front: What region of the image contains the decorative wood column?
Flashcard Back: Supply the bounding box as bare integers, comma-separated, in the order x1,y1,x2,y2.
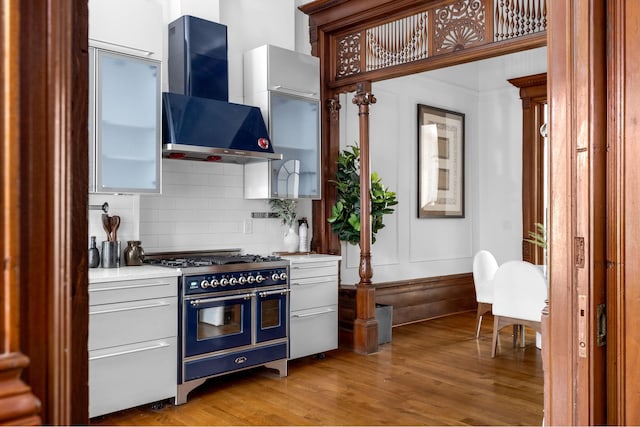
352,82,378,354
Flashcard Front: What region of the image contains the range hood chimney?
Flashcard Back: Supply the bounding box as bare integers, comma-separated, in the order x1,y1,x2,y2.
163,15,281,163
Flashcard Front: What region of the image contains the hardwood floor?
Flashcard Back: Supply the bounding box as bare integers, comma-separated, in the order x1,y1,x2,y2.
91,311,543,426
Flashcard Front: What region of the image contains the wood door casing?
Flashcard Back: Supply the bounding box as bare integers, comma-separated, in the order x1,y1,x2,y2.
508,73,547,265
607,0,640,423
0,0,89,424
546,0,606,424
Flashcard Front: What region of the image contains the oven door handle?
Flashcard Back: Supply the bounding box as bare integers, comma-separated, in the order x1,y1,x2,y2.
189,293,255,307
258,289,290,298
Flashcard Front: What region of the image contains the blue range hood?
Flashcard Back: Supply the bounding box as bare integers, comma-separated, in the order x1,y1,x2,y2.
162,92,282,163
163,15,281,163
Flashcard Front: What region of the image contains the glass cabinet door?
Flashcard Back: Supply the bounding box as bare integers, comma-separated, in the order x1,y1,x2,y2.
269,92,320,199
94,50,160,193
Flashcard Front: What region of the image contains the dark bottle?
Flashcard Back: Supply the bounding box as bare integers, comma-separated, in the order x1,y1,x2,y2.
88,236,100,268
124,240,145,266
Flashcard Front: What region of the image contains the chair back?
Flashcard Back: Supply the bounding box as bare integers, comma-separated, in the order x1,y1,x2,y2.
492,260,548,322
472,250,499,303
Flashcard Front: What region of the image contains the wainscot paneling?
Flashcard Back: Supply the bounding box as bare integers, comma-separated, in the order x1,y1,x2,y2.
338,273,476,349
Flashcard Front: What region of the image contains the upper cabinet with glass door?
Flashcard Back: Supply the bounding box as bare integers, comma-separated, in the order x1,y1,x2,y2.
243,45,321,199
87,0,162,194
89,48,161,193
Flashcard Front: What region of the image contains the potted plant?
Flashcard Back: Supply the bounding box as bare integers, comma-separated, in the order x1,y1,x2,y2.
327,144,398,245
525,221,548,276
269,198,299,252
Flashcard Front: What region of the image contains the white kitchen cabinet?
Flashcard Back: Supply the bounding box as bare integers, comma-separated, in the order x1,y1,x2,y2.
88,0,163,60
88,269,179,418
89,47,161,194
244,45,321,199
283,255,341,359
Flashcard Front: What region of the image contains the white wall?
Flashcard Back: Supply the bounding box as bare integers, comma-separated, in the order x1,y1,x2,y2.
338,47,547,285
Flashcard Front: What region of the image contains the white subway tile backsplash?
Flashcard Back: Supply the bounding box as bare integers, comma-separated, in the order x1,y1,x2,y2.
209,221,242,233
223,186,243,199
137,159,312,254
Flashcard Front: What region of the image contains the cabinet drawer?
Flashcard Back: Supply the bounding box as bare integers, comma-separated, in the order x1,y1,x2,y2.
89,276,177,306
89,337,176,418
290,276,338,311
290,305,338,359
89,296,177,351
289,261,338,280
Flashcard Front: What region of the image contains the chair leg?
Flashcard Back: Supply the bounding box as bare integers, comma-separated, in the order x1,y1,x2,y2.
520,325,526,347
475,302,491,338
491,316,500,358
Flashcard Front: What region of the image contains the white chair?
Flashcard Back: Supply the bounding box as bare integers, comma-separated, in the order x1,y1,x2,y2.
491,260,548,357
472,250,499,338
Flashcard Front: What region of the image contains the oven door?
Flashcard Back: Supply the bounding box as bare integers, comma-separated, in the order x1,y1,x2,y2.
256,289,288,343
184,292,253,357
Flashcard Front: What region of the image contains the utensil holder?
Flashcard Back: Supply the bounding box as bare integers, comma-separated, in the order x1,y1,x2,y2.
101,241,121,268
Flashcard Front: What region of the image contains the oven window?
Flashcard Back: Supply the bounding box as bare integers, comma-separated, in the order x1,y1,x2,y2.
261,299,281,329
198,305,243,339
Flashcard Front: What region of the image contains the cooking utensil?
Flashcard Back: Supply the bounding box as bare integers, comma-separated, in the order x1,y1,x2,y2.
102,214,112,241
110,215,121,242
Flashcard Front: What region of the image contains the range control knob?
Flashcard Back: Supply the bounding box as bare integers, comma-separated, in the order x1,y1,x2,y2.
279,272,288,280
210,279,219,288
271,273,280,281
238,276,247,285
220,278,229,287
200,280,210,289
255,274,265,283
229,277,238,286
247,275,255,284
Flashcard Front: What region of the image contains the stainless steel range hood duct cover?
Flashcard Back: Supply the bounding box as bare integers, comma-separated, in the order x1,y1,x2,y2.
162,92,282,163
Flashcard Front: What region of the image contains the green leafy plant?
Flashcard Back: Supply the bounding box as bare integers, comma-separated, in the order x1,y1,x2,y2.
327,144,398,245
525,222,547,250
269,198,297,227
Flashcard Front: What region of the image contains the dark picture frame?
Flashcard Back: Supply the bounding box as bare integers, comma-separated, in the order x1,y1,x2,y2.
417,104,465,218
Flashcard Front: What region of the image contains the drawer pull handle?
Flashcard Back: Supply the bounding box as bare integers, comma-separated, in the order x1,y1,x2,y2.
293,308,336,318
291,263,335,270
271,85,317,97
89,342,170,361
90,301,171,315
90,282,172,292
234,356,247,364
291,277,335,286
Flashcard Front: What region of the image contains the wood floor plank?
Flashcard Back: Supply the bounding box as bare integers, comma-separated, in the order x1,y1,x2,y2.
91,312,543,426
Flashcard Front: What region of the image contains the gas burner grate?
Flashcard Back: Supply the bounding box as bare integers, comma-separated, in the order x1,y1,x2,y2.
145,253,284,268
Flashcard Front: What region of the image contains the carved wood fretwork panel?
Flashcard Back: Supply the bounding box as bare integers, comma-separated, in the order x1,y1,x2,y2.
328,0,546,85
433,0,486,54
336,32,362,78
494,0,547,41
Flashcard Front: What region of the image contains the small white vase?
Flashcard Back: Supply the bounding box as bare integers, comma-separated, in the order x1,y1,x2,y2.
283,226,299,253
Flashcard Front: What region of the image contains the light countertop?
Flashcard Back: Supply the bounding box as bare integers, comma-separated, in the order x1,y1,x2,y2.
89,265,181,283
280,253,342,263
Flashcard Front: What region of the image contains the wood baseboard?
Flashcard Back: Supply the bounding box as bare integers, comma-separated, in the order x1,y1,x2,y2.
338,273,476,349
